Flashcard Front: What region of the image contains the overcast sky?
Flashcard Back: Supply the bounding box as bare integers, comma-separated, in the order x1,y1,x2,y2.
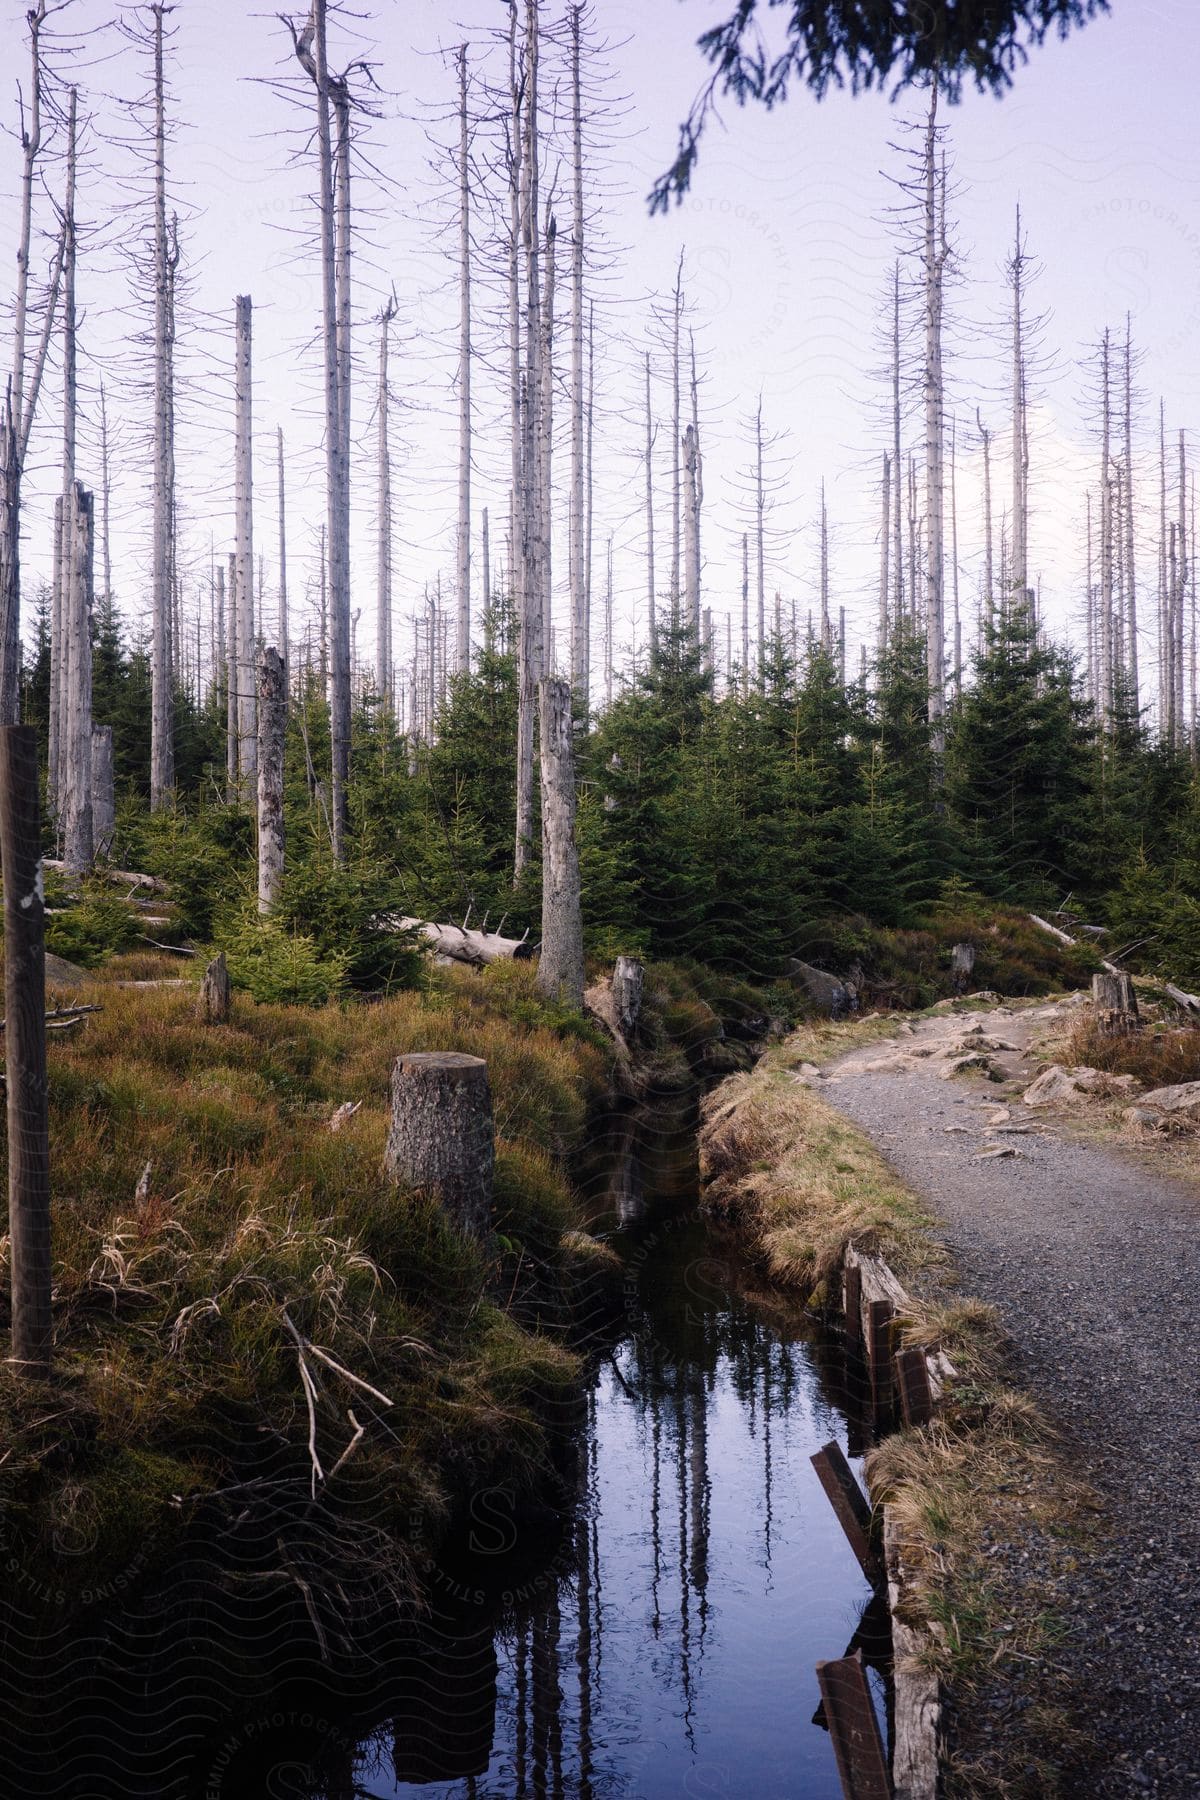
2,0,1197,703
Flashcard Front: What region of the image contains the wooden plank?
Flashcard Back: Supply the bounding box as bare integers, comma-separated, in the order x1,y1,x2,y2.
868,1297,895,1415
886,1507,941,1800
844,1258,863,1349
811,1441,882,1585
815,1650,893,1800
895,1344,934,1428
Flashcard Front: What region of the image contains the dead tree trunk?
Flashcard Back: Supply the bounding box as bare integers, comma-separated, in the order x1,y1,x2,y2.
225,549,238,797
91,724,115,857
514,0,542,880
1122,315,1139,712
568,3,587,708
682,423,699,635
385,1052,495,1241
376,296,396,708
276,425,289,694
61,481,94,875
234,294,256,799
257,646,286,913
644,351,656,654
1,724,52,1375
196,951,231,1025
1092,970,1138,1034
612,954,644,1039
456,43,471,673
537,675,584,1009
923,83,947,759
150,5,175,807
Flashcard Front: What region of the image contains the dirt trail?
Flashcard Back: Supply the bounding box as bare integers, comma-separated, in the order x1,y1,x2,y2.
809,999,1200,1799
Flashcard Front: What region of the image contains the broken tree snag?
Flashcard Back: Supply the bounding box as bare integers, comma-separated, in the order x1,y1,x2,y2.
950,941,975,992
1092,970,1138,1035
536,676,585,1010
612,955,644,1040
810,1441,882,1585
196,952,231,1025
384,1052,495,1242
256,645,286,914
90,725,115,858
0,726,53,1376
815,1651,892,1800
392,918,530,968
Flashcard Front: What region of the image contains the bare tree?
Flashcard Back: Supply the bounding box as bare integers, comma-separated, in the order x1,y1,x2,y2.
376,294,396,709
234,294,256,798
1,0,65,726
149,4,178,808
455,43,471,673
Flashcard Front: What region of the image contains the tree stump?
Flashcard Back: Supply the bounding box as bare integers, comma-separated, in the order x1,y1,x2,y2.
196,952,231,1025
1092,970,1138,1035
612,956,644,1041
384,1052,494,1242
950,942,976,993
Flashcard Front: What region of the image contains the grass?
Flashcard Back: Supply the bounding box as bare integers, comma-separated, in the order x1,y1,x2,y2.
699,1033,941,1304
698,1009,1102,1798
1063,1013,1200,1089
0,957,615,1629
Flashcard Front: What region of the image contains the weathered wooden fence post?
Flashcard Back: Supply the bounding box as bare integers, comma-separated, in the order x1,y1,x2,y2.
1,725,52,1375
256,645,286,913
536,676,584,1010
90,724,115,858
384,1052,494,1241
1092,970,1138,1034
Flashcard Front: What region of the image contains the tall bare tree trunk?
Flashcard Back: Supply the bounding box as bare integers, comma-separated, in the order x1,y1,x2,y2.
891,261,904,626
1177,430,1188,742
536,675,583,1008
481,505,491,652
226,550,238,795
513,0,541,880
234,294,256,799
2,5,65,725
754,397,765,668
644,351,656,654
922,82,946,758
682,425,699,636
61,481,93,875
819,480,830,645
604,533,613,710
539,209,556,664
1009,205,1029,605
1122,315,1139,712
688,328,702,638
257,645,285,912
950,414,961,694
878,452,890,658
670,253,683,627
276,425,289,695
978,410,994,627
376,297,395,709
290,0,351,859
456,44,472,673
150,6,175,807
49,89,79,825
567,5,588,706
741,532,750,695
1099,331,1114,732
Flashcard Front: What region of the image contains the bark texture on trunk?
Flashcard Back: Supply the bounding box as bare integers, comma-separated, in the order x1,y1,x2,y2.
536,675,584,1010
234,294,257,798
91,725,115,858
196,952,232,1025
385,1051,495,1242
256,646,286,914
61,481,94,875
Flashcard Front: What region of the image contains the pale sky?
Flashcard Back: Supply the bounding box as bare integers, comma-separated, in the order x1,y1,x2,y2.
2,0,1197,710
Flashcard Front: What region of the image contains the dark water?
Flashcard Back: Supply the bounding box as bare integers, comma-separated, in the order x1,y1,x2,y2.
2,1209,885,1799
349,1216,884,1800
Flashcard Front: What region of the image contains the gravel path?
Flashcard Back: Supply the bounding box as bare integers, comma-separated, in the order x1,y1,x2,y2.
817,1004,1200,1798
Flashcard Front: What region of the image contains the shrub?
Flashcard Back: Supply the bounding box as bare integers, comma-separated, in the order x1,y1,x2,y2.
220,910,349,1006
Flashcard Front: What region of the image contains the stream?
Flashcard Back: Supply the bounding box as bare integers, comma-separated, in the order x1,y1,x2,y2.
264,1213,888,1800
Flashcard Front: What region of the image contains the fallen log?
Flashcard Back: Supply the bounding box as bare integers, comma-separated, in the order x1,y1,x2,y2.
390,916,532,968
1164,981,1200,1016
1028,912,1124,979
43,859,167,894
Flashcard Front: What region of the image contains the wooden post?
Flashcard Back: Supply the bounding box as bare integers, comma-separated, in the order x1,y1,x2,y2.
256,645,286,914
843,1260,863,1352
536,676,584,1009
90,725,115,858
384,1051,494,1241
815,1650,892,1800
1092,970,1138,1034
950,942,975,993
868,1298,895,1417
810,1441,882,1585
196,952,231,1025
896,1344,935,1429
1,726,52,1375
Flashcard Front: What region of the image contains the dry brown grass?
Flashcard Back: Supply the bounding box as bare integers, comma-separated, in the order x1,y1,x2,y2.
1064,1012,1200,1089
700,1046,942,1303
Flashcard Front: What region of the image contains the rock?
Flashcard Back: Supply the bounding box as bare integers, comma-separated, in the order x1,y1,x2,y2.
796,1061,825,1078
1137,1079,1200,1119
940,1052,990,1079
983,1107,1012,1124
1022,1064,1137,1107
45,951,88,989
788,958,849,1017
975,1145,1019,1160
